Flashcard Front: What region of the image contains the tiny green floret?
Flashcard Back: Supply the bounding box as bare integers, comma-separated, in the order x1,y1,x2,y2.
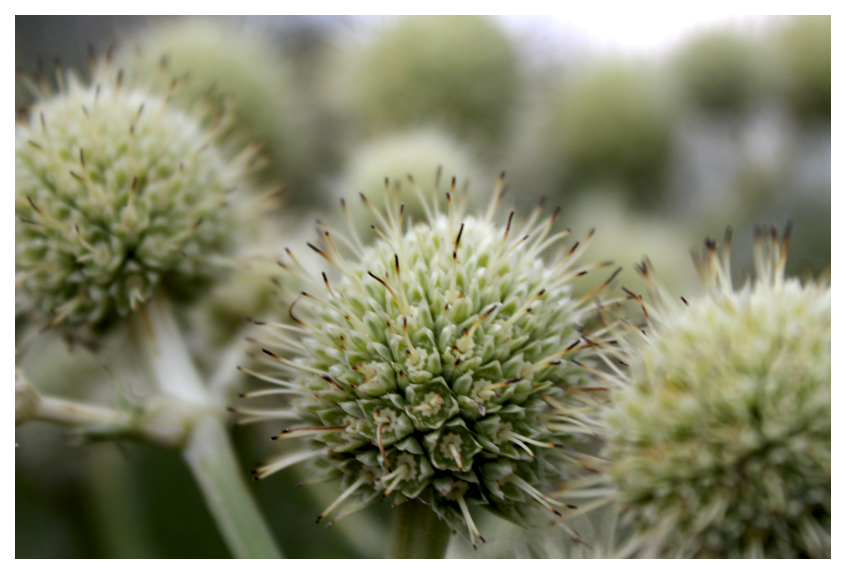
237,173,615,547
16,63,254,331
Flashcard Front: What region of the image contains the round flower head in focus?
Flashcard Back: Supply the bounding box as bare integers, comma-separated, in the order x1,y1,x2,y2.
235,174,619,547
15,62,256,331
601,224,830,558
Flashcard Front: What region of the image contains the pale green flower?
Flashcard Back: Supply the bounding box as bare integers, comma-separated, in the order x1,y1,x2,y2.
673,28,761,117
349,16,520,149
542,63,675,208
15,63,255,331
236,174,616,547
602,224,831,558
774,16,831,121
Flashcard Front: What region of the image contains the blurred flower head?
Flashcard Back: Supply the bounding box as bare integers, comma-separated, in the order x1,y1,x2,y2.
348,16,520,150
542,63,676,208
602,224,831,557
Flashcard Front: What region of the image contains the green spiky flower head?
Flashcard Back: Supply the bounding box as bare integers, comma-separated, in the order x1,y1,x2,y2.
16,64,254,331
349,16,520,150
337,128,486,235
603,225,831,557
238,175,616,546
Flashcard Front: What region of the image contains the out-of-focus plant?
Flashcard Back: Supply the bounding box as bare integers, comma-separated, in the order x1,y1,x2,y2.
346,16,520,154
591,225,830,557
119,17,313,202
539,63,676,209
673,28,762,118
772,16,831,122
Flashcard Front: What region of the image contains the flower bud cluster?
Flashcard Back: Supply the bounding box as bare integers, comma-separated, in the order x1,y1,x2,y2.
603,225,831,558
238,175,615,545
15,64,254,330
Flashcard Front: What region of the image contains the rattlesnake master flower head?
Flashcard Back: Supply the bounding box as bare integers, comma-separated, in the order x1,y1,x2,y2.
237,174,617,546
602,225,831,557
16,63,255,332
349,16,520,149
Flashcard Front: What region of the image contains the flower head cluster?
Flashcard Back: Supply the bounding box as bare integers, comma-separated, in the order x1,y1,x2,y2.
237,174,616,546
15,63,256,331
602,224,831,558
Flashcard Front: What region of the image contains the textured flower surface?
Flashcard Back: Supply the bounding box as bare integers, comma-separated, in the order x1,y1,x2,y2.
16,64,254,330
238,175,616,546
603,225,831,557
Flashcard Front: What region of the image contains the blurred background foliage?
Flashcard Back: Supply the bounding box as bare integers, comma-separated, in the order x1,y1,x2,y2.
16,14,830,558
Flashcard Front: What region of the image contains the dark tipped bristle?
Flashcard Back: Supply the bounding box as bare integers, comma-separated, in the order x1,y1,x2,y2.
225,406,235,412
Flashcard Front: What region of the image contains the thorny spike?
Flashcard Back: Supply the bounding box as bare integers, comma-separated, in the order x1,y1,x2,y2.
576,267,623,306
316,477,367,524
367,271,411,316
485,171,507,224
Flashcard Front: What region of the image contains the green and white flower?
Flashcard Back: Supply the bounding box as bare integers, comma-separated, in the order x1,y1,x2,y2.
15,62,256,332
598,224,831,558
236,174,616,547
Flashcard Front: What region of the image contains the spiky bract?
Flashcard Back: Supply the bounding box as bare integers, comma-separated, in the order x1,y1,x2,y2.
604,226,831,557
240,176,614,545
351,16,519,148
16,65,253,330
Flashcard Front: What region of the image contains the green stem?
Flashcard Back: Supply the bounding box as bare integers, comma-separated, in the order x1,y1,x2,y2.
183,415,282,559
35,394,129,427
133,295,283,559
386,499,451,559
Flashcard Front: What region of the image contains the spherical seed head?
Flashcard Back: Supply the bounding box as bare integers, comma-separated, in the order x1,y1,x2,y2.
246,176,610,540
16,65,251,331
674,28,760,116
544,63,674,208
351,16,519,148
604,226,831,558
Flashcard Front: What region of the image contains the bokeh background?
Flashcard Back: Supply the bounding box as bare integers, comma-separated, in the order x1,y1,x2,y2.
15,14,830,558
